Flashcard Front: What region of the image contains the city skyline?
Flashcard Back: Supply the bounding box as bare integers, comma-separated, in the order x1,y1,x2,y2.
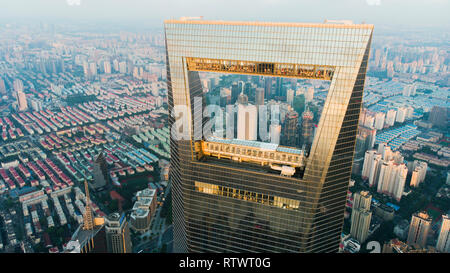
1,0,450,30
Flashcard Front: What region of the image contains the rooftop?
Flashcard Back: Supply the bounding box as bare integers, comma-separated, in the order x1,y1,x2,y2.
164,19,374,29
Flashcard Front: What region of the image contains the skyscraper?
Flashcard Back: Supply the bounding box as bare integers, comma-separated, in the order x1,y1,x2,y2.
255,87,264,106
269,124,281,144
264,77,272,100
13,79,23,93
282,110,299,147
374,112,385,130
385,109,397,126
436,214,450,253
376,160,408,202
301,107,314,148
105,212,132,253
104,61,112,74
428,106,448,129
407,211,432,248
353,191,372,211
130,188,157,232
237,104,258,141
350,191,372,244
17,91,28,111
409,161,427,188
286,88,295,106
165,19,373,253
275,77,283,98
231,83,240,104
89,62,97,76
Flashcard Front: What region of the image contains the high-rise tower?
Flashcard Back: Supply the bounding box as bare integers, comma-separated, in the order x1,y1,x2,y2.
165,19,373,253
407,211,432,248
105,213,132,253
350,191,372,243
282,110,299,147
301,107,314,148
436,214,450,253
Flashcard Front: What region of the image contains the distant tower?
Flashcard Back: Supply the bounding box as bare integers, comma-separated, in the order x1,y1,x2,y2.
275,77,283,97
301,107,314,147
407,211,432,248
83,180,94,231
428,106,448,129
282,110,299,147
286,89,295,106
13,79,28,111
264,77,272,100
104,61,112,74
255,87,264,106
231,83,240,104
17,91,28,111
13,79,23,93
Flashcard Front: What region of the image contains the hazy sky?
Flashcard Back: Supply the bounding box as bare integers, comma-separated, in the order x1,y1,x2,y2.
1,0,449,29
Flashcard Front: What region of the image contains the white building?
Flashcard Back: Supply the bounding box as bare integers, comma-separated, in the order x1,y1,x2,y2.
377,160,407,202
396,107,407,123
119,61,127,74
306,87,314,102
406,106,414,119
409,161,427,188
402,84,416,97
286,89,295,106
237,104,258,141
364,115,375,129
385,109,397,126
89,62,97,75
269,124,281,144
374,112,386,130
103,61,111,74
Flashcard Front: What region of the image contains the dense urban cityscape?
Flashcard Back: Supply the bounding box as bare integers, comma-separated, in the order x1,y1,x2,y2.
0,8,448,255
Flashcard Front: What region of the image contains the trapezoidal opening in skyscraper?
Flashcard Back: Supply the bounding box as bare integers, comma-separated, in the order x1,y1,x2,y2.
192,70,330,179
165,19,373,253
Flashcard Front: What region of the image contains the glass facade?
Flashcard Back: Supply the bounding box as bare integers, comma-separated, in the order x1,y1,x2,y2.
165,20,373,253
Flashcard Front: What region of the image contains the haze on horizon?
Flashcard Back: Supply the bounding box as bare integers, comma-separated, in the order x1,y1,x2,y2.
0,0,449,30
